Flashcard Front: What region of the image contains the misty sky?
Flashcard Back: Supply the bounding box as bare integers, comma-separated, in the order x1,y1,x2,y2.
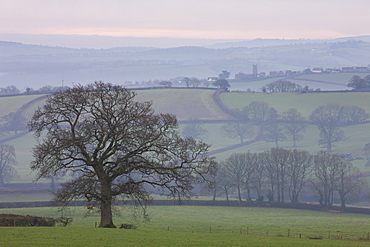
1,0,370,40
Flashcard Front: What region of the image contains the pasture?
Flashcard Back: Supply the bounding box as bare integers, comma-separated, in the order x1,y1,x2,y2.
2,89,370,246
220,91,370,118
135,88,230,121
1,206,370,246
3,90,370,183
0,94,44,118
229,72,366,91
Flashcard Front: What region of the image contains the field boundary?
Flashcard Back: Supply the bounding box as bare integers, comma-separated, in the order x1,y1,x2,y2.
2,199,370,215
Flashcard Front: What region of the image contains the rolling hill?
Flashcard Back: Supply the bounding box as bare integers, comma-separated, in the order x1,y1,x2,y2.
1,89,370,183
2,38,370,91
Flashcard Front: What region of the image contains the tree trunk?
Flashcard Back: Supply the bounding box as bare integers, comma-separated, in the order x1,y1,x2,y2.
99,198,116,228
225,190,229,201
237,184,242,202
212,189,216,201
293,136,297,147
0,175,3,187
340,197,346,208
246,187,252,201
327,141,332,152
99,180,116,228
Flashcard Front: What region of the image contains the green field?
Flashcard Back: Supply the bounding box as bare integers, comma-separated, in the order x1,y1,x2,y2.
1,206,370,246
135,89,230,121
0,94,45,118
2,90,370,246
3,90,370,183
229,72,370,91
221,91,370,118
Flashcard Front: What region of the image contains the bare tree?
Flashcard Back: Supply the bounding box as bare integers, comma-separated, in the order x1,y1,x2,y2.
158,81,172,87
242,153,258,201
282,108,307,147
218,166,234,201
286,150,312,203
182,121,208,140
221,122,254,143
0,112,27,135
203,165,220,201
260,148,290,202
266,80,302,93
335,161,366,208
338,105,369,124
203,164,233,201
263,121,286,148
182,77,191,87
28,82,216,228
0,144,18,186
311,152,342,206
347,75,369,90
310,104,345,152
242,101,278,123
0,85,20,95
253,154,265,201
222,153,256,201
190,77,201,88
212,79,230,89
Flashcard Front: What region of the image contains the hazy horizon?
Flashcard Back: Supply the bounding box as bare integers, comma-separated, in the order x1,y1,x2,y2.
2,0,370,48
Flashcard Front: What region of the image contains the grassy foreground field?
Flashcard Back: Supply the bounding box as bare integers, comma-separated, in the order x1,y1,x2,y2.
1,206,370,246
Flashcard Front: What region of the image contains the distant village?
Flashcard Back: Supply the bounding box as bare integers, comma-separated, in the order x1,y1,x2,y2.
207,64,370,82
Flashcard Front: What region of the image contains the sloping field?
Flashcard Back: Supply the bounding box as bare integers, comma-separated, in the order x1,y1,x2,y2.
0,94,45,118
296,72,358,85
5,90,370,183
221,91,370,118
0,89,230,123
135,88,231,121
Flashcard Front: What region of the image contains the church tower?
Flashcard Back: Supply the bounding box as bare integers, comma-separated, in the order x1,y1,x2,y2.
253,64,258,77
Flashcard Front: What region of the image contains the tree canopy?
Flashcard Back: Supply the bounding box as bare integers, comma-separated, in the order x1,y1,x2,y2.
28,81,216,228
212,79,230,90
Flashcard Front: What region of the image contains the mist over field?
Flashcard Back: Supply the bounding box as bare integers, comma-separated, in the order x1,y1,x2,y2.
1,35,370,91
3,1,370,245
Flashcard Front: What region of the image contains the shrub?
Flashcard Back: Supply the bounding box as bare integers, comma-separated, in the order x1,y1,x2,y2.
0,214,56,227
56,216,73,227
119,223,137,229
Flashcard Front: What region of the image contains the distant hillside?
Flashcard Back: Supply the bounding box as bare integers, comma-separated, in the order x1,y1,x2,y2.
2,38,370,90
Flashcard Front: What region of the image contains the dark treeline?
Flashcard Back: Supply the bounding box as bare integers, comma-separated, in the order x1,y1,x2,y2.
206,149,367,208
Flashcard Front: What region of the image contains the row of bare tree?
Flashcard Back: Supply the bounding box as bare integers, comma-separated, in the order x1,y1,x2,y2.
222,101,369,152
207,149,366,208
